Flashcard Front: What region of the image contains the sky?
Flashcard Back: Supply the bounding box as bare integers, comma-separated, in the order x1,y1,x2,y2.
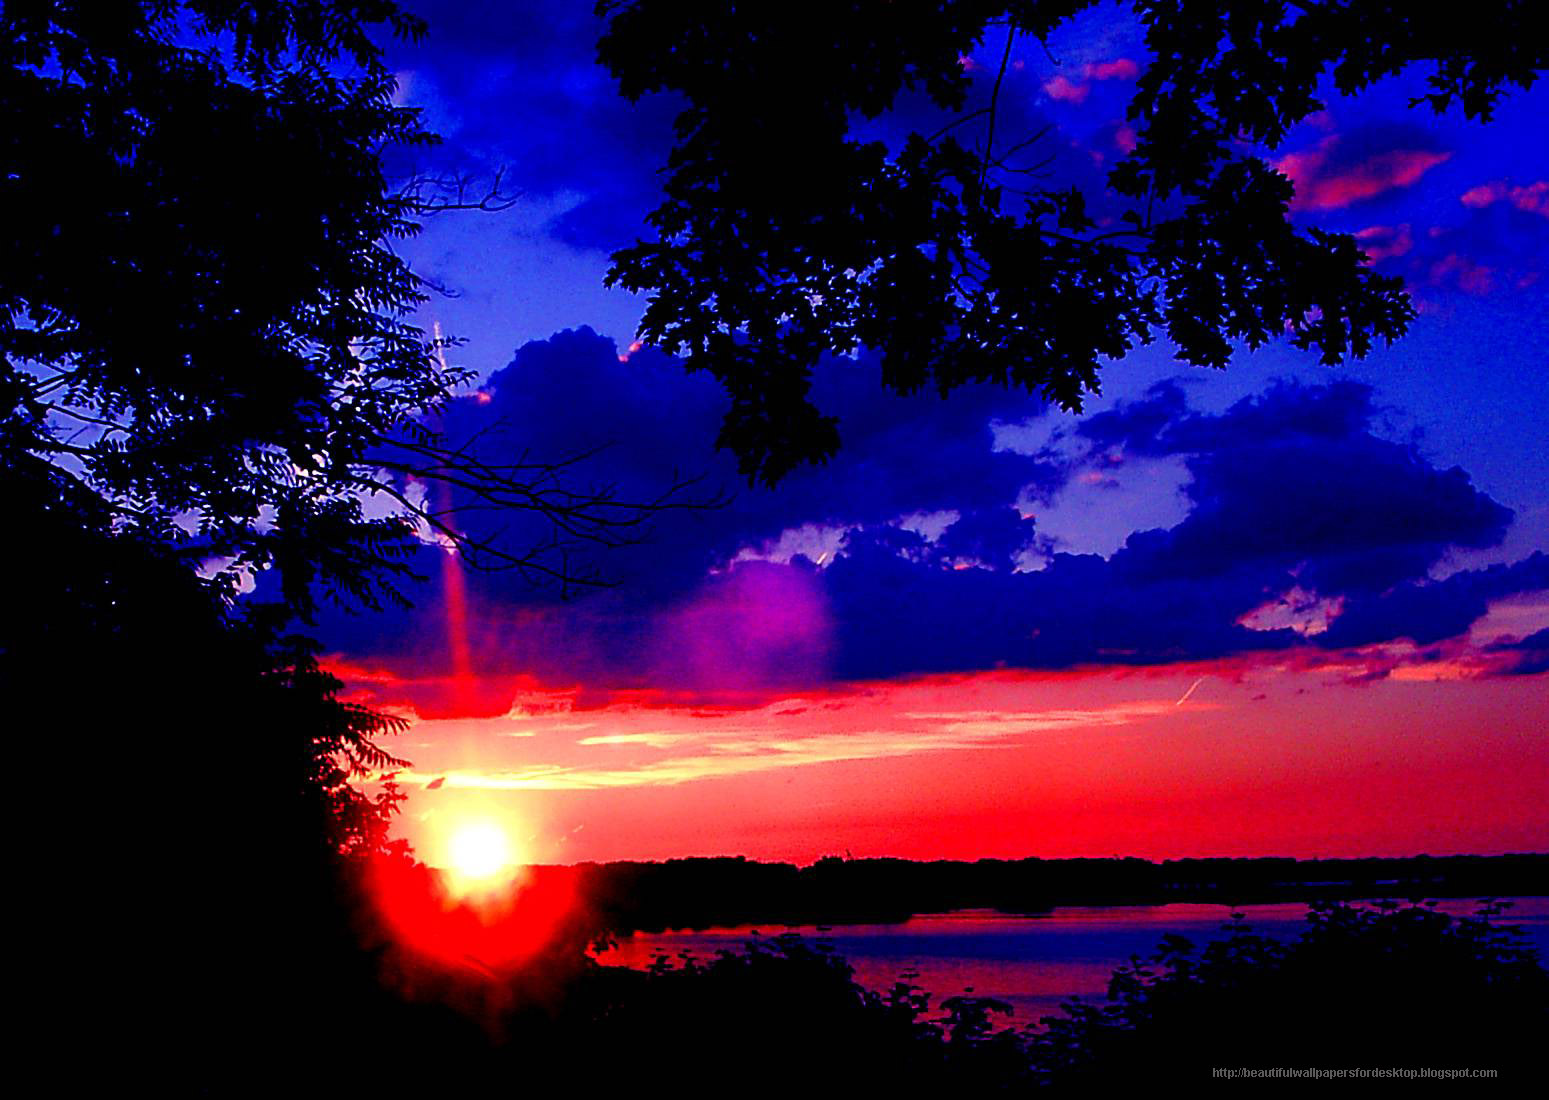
318,3,1548,867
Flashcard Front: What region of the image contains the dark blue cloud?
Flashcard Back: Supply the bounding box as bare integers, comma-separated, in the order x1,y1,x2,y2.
824,533,1291,680
316,325,1054,676
1322,553,1549,649
314,328,1545,693
1074,380,1511,593
1487,625,1549,676
427,327,1054,611
821,376,1533,677
816,378,1530,679
935,505,1038,567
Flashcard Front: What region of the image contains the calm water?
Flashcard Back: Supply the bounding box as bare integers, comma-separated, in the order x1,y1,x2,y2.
596,897,1549,1026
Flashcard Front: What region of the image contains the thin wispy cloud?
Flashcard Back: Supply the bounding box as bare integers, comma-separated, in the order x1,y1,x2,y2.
392,695,1193,791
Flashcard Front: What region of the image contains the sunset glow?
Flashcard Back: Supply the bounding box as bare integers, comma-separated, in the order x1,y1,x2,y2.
22,2,1549,1086
303,1,1549,872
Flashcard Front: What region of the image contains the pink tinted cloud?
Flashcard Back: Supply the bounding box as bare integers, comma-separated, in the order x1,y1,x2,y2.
1460,178,1549,216
1273,136,1452,211
323,657,580,720
1043,74,1089,104
1354,223,1414,263
1044,57,1139,104
1428,252,1495,295
1088,58,1139,81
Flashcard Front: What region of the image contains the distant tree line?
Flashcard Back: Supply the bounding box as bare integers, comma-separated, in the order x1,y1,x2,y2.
558,853,1549,936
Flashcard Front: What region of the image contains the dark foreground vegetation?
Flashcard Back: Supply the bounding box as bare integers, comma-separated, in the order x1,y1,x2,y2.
276,881,1549,1090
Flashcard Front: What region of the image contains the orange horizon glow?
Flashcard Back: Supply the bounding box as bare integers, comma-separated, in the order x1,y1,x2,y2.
340,660,1549,868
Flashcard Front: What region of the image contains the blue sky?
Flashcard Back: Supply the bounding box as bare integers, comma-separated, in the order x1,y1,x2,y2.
318,3,1549,863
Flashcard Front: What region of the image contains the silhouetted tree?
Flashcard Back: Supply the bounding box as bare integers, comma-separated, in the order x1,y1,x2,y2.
0,1,685,1081
0,0,704,845
598,0,1545,484
3,1,694,615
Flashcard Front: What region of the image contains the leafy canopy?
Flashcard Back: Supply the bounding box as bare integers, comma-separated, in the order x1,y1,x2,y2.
0,2,473,868
2,0,455,614
598,0,1544,485
3,0,680,620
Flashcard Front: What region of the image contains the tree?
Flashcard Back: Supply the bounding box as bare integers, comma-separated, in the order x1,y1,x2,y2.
0,1,688,1078
3,0,689,621
1,0,696,868
597,0,1545,485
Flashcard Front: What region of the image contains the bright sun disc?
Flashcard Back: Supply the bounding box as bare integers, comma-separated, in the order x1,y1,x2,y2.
448,823,513,881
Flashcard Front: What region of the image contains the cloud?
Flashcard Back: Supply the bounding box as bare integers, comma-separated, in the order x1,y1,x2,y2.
1361,194,1549,297
1272,125,1452,211
1043,74,1090,103
1321,553,1549,649
1487,627,1549,676
934,505,1038,568
385,687,1186,790
316,326,1057,705
1461,179,1549,217
314,334,1546,714
820,379,1528,679
1043,57,1139,103
1354,223,1414,263
1100,381,1512,594
428,326,1057,600
1088,59,1139,81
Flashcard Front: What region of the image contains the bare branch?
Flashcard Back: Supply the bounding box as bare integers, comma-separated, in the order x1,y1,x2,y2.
358,424,728,594
399,166,521,215
979,23,1019,194
41,402,132,436
924,106,992,147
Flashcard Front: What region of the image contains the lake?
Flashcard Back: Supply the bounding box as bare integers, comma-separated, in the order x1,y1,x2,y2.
595,897,1549,1026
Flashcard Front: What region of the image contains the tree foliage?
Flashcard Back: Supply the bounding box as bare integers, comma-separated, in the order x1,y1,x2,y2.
598,0,1545,485
0,0,704,873
2,0,451,614
1,4,461,1069
3,0,683,619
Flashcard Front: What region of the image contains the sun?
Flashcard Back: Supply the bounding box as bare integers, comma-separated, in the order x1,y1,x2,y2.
447,822,515,884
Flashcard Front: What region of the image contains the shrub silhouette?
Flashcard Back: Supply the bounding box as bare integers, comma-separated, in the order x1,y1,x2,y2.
561,934,1036,1093
522,899,1545,1089
233,895,1544,1090
1030,899,1548,1083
